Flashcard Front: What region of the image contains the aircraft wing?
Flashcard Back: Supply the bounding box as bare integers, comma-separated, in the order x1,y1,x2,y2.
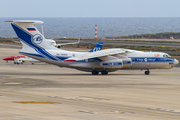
55,39,80,46
64,48,127,61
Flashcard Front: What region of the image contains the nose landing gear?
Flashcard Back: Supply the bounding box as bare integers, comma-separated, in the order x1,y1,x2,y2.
145,70,150,75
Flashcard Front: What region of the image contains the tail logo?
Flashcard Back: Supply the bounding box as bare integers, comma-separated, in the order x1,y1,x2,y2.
93,47,101,52
32,34,43,44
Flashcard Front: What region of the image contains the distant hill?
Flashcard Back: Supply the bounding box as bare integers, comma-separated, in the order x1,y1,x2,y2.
106,32,180,39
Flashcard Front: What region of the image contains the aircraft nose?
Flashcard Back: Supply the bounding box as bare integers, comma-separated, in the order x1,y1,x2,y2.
172,59,179,67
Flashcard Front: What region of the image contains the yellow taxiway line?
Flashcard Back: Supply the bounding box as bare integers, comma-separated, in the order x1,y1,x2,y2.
0,91,179,118
15,101,59,104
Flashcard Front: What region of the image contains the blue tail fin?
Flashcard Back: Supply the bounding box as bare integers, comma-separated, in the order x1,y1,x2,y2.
89,42,103,52
6,20,55,50
6,20,59,61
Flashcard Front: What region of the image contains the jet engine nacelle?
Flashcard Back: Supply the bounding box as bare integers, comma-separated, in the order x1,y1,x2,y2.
99,59,123,69
114,54,132,68
122,58,132,67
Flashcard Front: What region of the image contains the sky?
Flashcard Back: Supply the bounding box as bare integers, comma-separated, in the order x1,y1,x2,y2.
0,0,180,18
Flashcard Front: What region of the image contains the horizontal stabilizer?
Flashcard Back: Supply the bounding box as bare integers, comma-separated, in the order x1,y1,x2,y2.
5,20,43,24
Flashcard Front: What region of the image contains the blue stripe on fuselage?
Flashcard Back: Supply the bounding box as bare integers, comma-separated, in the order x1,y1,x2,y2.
19,52,44,58
123,61,131,64
103,62,122,66
130,57,174,63
19,52,99,63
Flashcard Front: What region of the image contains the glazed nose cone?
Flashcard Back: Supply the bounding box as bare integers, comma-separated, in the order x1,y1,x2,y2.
172,59,179,67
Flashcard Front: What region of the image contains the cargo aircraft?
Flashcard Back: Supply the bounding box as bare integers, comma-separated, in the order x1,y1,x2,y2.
6,20,179,75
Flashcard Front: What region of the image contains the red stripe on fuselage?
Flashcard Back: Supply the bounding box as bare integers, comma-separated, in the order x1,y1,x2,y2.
28,29,36,31
64,59,76,61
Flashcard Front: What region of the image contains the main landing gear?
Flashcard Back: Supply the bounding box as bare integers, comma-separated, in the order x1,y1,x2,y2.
92,70,108,75
145,70,150,75
92,70,99,75
101,70,108,75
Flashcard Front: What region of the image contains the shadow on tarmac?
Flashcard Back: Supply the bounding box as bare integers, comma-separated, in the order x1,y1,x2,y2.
0,72,141,76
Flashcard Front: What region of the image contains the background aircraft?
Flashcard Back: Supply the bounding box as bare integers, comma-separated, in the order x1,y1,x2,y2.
6,20,179,75
3,56,40,64
3,56,25,63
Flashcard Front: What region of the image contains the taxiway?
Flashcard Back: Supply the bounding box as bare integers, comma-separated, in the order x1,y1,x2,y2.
0,43,180,120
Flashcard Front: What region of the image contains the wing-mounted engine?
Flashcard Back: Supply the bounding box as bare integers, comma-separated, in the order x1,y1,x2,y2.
113,54,132,68
99,56,123,69
99,55,132,69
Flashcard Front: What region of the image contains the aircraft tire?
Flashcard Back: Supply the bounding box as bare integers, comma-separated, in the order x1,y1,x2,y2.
101,70,108,75
92,70,99,75
145,71,150,75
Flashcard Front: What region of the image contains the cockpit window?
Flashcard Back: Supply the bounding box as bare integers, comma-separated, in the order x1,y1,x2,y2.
163,54,171,58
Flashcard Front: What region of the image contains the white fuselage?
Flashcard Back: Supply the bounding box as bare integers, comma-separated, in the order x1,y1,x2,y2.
8,20,179,73
21,48,177,72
